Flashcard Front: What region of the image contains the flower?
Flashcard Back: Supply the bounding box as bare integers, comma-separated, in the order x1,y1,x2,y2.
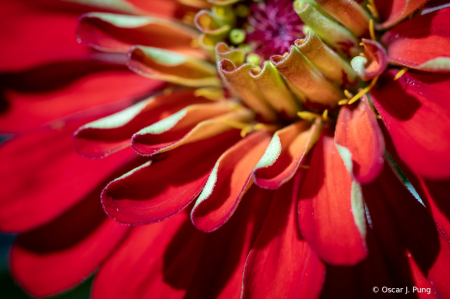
1,0,450,298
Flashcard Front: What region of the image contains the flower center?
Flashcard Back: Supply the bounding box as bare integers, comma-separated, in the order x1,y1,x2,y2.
246,0,304,60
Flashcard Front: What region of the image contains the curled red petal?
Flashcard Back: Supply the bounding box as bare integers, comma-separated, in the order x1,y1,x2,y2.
77,13,204,58
191,130,272,232
74,90,209,159
381,8,450,72
370,70,450,179
375,0,430,29
351,39,388,81
243,169,325,299
102,130,241,225
335,96,385,184
253,120,321,189
298,132,367,265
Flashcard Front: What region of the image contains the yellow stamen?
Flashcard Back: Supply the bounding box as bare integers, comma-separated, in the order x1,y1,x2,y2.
194,88,224,100
367,0,379,19
297,111,324,122
322,109,329,120
394,67,408,81
369,19,376,41
338,99,349,105
376,114,382,119
348,76,379,105
182,12,196,26
344,90,353,99
298,165,310,169
163,88,173,95
220,119,266,138
359,52,366,58
359,42,364,46
220,119,248,130
240,126,253,137
190,38,200,48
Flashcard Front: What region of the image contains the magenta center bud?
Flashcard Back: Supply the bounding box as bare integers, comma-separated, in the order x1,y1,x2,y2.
247,0,304,60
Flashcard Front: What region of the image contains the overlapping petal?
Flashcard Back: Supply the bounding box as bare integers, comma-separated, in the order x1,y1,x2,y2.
370,70,450,179
191,130,272,232
298,132,367,265
102,129,242,224
131,104,253,156
243,169,325,299
381,8,450,72
127,46,220,87
375,0,430,29
0,120,137,232
77,13,205,58
253,120,322,189
335,96,385,184
74,89,213,158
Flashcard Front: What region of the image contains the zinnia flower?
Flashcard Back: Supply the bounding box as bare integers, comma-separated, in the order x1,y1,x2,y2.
1,0,450,298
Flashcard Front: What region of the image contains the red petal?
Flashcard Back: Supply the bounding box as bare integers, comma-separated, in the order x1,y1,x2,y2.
243,170,325,299
0,68,162,133
191,130,272,232
10,190,129,297
335,96,385,184
184,185,273,299
363,162,450,298
380,123,450,245
77,13,205,58
131,107,252,157
102,130,241,224
351,39,388,81
126,0,202,19
74,90,209,158
253,120,321,189
298,132,367,265
0,120,137,232
93,185,271,299
381,8,450,71
370,70,450,179
92,211,206,299
375,0,429,29
0,0,89,72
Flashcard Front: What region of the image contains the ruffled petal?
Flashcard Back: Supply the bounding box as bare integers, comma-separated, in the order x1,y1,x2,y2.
271,46,344,108
253,120,322,189
370,70,450,179
0,67,162,133
381,8,450,72
298,132,367,265
335,96,385,184
0,120,137,232
375,0,429,29
242,170,325,299
127,46,220,87
219,60,277,122
10,196,129,297
74,90,214,158
295,32,358,87
102,130,241,224
77,13,205,58
314,0,370,36
191,130,272,232
132,106,253,156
